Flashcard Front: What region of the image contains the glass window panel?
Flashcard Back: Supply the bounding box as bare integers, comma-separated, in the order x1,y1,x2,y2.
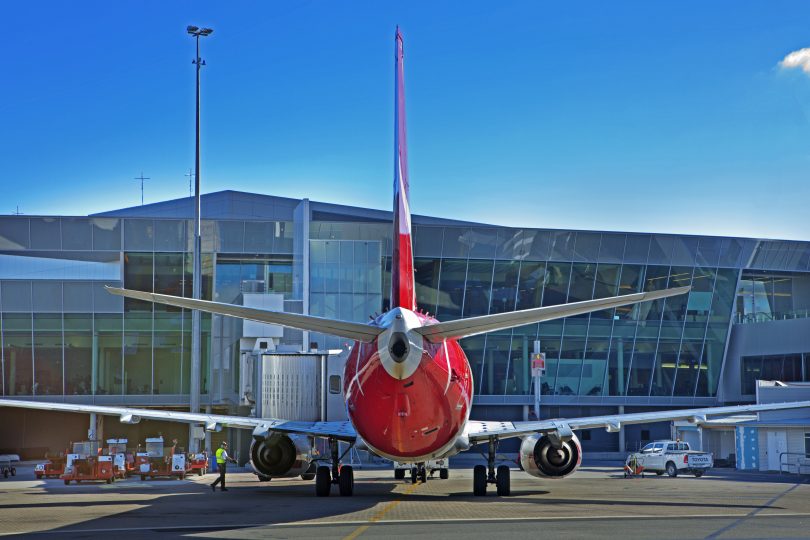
760,354,783,381
508,334,532,395
30,218,61,250
555,337,584,395
615,265,644,321
627,339,656,396
460,335,486,394
573,232,601,262
0,217,30,250
650,340,679,396
2,281,32,312
61,218,93,250
436,259,466,320
442,227,471,259
123,252,153,311
91,218,121,251
661,267,693,339
648,235,674,265
490,260,519,314
124,329,152,395
598,234,626,263
124,220,155,251
64,322,92,395
275,221,294,253
217,221,244,252
541,262,571,307
468,228,498,259
523,230,551,261
784,354,802,381
516,261,546,310
95,314,123,395
591,263,620,319
32,282,62,312
709,268,738,324
413,226,444,257
550,231,575,261
637,266,669,328
481,334,510,394
33,314,62,396
672,340,701,396
581,338,609,396
605,333,635,396
154,253,184,309
740,356,762,395
244,222,275,253
496,229,523,260
64,282,93,312
671,237,698,266
155,220,185,251
463,260,493,317
154,312,182,394
624,235,650,264
2,313,33,395
719,238,744,267
93,281,123,312
695,334,724,397
696,237,722,267
414,257,441,313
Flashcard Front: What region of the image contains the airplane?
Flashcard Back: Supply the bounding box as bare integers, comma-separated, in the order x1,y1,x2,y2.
2,28,810,497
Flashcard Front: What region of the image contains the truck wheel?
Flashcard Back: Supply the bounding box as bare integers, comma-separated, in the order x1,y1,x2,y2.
656,471,664,476
64,479,70,485
10,468,15,477
666,462,678,477
140,475,146,481
2,470,7,478
394,469,405,480
693,470,704,478
106,478,112,484
198,469,203,477
440,468,449,480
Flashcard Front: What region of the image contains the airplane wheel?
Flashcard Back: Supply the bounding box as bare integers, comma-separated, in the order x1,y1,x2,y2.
419,467,427,483
339,465,354,496
473,465,487,496
301,462,317,481
315,466,331,497
496,465,510,496
258,474,271,482
411,467,418,484
2,470,7,478
440,468,449,480
394,469,405,480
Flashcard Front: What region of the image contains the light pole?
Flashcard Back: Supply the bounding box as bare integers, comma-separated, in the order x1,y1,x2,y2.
187,24,212,453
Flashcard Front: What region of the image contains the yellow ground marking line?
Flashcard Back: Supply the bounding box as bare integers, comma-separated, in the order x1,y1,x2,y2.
342,481,422,540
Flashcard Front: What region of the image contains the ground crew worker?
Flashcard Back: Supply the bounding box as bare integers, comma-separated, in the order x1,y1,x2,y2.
211,441,236,491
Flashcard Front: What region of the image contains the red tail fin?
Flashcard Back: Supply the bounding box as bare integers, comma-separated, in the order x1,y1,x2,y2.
392,27,416,311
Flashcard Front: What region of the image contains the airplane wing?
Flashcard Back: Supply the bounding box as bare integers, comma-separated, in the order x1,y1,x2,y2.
415,286,691,343
106,287,384,344
0,399,357,442
465,400,810,443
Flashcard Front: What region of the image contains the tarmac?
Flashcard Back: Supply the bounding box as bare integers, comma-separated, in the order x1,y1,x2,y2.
1,462,809,539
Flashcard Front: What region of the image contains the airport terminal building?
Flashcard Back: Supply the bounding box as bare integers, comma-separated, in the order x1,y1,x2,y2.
2,190,810,456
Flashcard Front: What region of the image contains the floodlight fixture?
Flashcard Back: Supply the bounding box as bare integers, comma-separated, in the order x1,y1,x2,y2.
200,28,213,36
186,25,199,34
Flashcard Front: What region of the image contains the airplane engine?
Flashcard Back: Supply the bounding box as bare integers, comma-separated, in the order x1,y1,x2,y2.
519,433,582,479
249,433,313,479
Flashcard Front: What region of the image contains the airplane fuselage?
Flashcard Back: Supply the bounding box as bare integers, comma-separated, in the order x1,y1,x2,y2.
343,308,473,462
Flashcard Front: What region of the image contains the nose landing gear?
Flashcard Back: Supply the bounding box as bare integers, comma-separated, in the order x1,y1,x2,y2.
410,464,427,483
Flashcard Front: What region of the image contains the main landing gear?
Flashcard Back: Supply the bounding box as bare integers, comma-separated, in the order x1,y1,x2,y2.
473,437,510,497
315,437,355,497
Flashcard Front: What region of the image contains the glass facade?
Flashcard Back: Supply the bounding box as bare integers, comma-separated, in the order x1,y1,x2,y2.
3,193,810,410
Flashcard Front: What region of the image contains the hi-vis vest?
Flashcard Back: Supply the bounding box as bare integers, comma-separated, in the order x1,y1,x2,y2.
216,448,226,464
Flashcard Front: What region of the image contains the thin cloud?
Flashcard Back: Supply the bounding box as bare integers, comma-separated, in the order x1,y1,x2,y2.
780,48,810,74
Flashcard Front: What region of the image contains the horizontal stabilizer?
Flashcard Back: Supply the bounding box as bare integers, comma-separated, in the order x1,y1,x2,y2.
106,287,384,343
415,286,691,343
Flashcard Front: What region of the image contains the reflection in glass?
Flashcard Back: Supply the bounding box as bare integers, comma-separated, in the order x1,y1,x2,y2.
482,334,510,394
463,260,493,317
95,314,122,395
556,337,584,395
460,335,486,394
581,338,609,396
490,261,519,314
2,313,33,395
627,340,655,396
436,260,466,320
34,314,62,395
516,261,546,310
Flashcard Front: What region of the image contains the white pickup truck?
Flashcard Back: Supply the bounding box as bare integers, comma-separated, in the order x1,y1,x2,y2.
628,440,713,477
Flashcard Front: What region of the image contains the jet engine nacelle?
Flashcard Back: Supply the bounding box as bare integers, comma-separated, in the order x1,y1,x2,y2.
519,432,582,479
249,433,313,479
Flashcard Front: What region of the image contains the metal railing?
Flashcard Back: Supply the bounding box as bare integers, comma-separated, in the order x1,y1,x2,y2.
778,452,810,475
735,310,810,325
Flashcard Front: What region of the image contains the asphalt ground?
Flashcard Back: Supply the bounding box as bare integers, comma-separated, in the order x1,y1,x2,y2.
0,463,809,539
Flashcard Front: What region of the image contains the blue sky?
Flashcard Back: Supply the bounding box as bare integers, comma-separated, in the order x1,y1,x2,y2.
4,1,810,239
